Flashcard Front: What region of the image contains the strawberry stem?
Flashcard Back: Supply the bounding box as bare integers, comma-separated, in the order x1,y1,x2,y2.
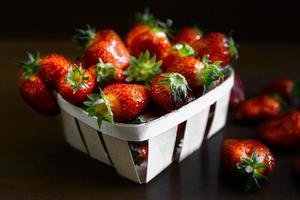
72,25,96,49
228,31,239,61
83,90,114,128
171,43,195,57
66,64,89,93
125,50,162,86
18,52,41,80
95,59,116,86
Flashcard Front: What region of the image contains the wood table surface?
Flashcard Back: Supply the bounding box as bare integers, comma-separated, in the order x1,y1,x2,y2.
0,40,299,199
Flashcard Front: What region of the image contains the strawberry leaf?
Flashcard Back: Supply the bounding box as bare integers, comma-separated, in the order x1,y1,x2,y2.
18,52,41,80
95,59,116,86
72,25,96,49
172,43,195,57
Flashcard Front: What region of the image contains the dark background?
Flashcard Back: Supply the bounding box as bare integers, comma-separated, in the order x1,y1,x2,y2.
1,0,300,42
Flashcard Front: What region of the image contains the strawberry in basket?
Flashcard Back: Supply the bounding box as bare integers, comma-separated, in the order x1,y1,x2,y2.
18,53,60,115
161,43,195,71
192,32,238,67
73,25,130,69
58,64,96,104
230,75,245,108
258,110,300,146
166,54,229,94
84,83,150,126
235,95,283,122
222,139,275,190
124,50,162,86
173,26,203,46
126,10,171,61
150,72,193,112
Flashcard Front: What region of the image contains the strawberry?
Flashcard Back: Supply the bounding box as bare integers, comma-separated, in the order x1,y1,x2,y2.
89,59,126,86
84,83,150,126
258,110,300,146
58,64,95,104
192,32,238,67
161,43,195,71
130,142,148,166
18,53,59,115
166,54,229,94
150,72,192,112
73,26,130,69
222,139,275,190
261,79,300,103
235,95,282,121
126,10,172,61
124,50,162,86
174,26,203,46
230,75,245,108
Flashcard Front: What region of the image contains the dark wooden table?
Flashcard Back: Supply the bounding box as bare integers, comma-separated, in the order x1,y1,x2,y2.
0,40,299,199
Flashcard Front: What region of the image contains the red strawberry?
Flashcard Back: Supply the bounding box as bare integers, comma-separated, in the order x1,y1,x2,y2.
150,72,193,112
222,139,275,189
230,75,245,108
258,110,300,146
130,142,148,165
18,54,59,115
261,79,300,103
192,32,238,67
58,64,95,104
161,43,195,71
124,50,162,86
235,95,281,121
166,54,229,94
174,26,203,46
126,10,171,61
84,83,150,126
73,26,130,69
89,59,126,86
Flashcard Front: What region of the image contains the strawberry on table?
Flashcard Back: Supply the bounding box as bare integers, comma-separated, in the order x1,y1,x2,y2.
125,50,162,86
84,83,150,126
18,53,59,115
192,32,238,67
161,43,195,71
222,139,275,190
230,75,245,108
258,110,300,146
174,26,203,46
261,79,300,103
235,95,282,121
150,72,193,112
166,54,229,94
126,10,171,61
58,64,95,104
73,25,130,69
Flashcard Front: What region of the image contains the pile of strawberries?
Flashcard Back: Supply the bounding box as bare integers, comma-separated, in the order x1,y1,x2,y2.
18,10,236,126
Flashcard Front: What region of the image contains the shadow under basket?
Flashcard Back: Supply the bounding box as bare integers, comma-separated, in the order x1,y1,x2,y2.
57,72,234,184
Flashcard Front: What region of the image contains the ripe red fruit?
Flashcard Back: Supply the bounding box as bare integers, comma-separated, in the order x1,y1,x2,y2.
73,26,130,69
230,75,245,108
84,83,150,126
88,59,126,86
130,143,148,165
150,72,192,112
58,64,95,104
261,79,300,103
258,110,300,146
166,54,228,93
174,26,203,46
192,32,238,67
222,139,275,189
235,95,281,121
126,10,171,61
18,54,59,115
161,43,195,71
125,50,162,86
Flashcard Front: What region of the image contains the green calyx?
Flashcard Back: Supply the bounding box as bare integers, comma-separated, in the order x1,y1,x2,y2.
192,24,204,35
228,31,239,60
172,43,195,57
200,54,231,92
66,64,90,93
95,59,116,86
236,151,269,191
72,24,96,49
158,73,189,103
83,90,114,128
135,8,155,27
125,50,162,86
18,52,40,80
